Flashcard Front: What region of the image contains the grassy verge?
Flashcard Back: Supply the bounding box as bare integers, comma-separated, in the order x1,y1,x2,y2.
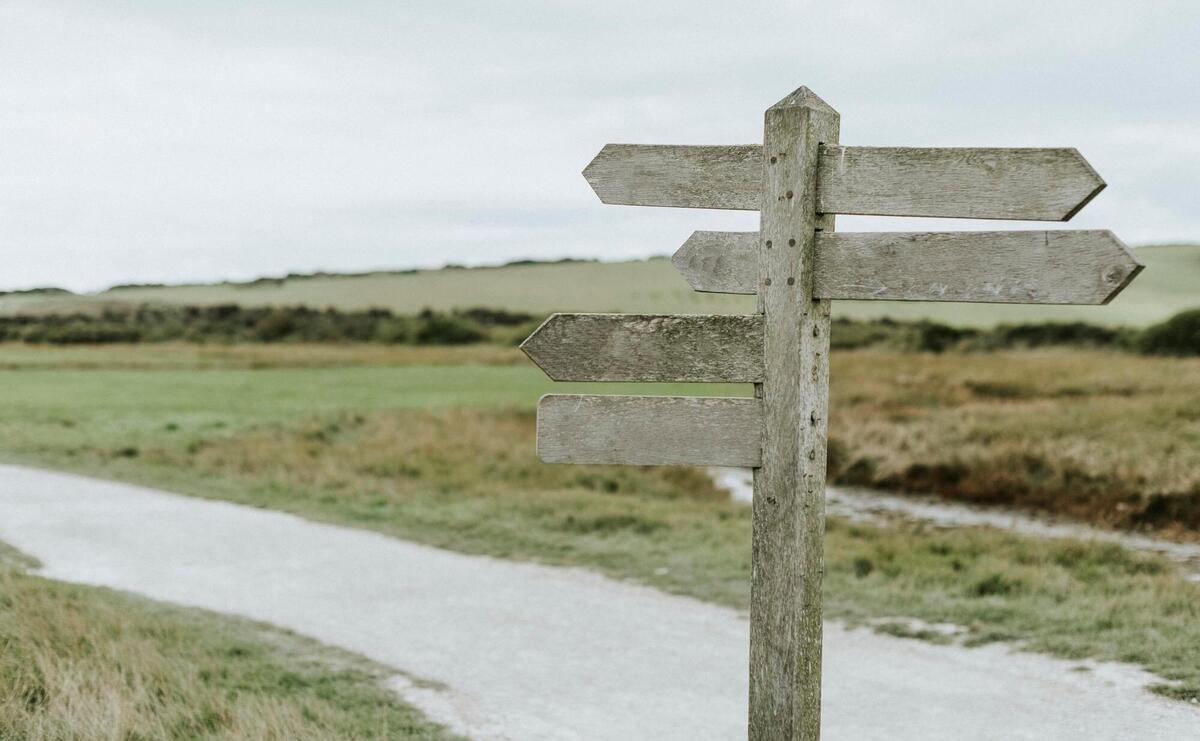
0,547,458,740
0,343,1197,702
6,403,1198,701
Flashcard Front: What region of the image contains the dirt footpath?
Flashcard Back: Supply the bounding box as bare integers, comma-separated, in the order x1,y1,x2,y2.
1,464,1195,740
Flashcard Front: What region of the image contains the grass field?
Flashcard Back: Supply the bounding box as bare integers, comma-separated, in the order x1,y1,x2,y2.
0,343,1197,702
0,544,456,740
1,344,1194,534
4,244,1197,328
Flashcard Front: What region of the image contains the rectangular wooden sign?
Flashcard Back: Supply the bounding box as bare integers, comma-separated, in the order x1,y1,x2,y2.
816,147,1104,220
673,229,1141,304
521,313,762,383
536,394,762,467
584,144,1104,220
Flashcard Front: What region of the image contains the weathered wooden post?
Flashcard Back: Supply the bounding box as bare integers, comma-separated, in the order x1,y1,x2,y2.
522,85,1141,740
750,86,837,741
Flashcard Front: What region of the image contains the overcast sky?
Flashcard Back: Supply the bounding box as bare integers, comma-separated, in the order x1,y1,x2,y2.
1,1,1197,292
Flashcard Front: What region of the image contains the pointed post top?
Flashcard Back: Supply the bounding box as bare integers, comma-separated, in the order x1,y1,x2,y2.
769,86,837,115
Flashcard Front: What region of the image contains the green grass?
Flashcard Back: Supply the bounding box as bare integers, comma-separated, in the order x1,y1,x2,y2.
0,550,458,740
824,520,1200,700
0,345,1197,704
0,362,746,468
4,244,1197,328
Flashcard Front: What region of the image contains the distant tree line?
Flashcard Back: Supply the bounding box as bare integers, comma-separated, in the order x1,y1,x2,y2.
0,303,1196,355
0,287,73,297
104,257,602,292
3,258,610,296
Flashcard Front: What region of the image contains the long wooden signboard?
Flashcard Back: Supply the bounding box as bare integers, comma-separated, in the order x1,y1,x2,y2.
523,85,1140,741
674,229,1141,302
584,143,1106,220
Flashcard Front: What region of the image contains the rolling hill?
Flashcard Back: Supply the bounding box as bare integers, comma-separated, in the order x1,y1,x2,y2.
3,244,1197,328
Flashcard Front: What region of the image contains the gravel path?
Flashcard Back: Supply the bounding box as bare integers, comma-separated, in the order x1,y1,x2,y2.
1,464,1196,740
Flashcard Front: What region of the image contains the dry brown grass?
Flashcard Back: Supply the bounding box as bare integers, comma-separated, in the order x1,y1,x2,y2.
134,408,742,596
0,564,457,740
828,349,1200,534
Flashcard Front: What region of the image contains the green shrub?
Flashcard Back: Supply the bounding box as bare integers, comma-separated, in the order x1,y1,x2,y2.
414,312,487,345
829,318,902,350
0,305,508,346
912,321,975,352
1139,308,1200,356
458,307,534,326
21,322,143,344
253,310,297,342
978,322,1131,350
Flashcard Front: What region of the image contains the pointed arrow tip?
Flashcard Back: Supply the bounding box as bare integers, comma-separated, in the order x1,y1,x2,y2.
519,314,562,380
670,244,689,272
673,231,699,260
1098,232,1143,305
582,145,616,202
1058,149,1107,221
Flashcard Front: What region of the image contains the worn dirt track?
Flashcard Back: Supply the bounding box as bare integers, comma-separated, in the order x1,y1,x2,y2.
1,464,1196,740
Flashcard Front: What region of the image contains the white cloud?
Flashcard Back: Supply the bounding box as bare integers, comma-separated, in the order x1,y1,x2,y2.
0,0,1197,291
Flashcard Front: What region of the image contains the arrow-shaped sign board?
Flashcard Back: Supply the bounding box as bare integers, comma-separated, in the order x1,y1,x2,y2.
521,313,762,382
673,229,1142,303
525,84,1141,741
584,144,1106,220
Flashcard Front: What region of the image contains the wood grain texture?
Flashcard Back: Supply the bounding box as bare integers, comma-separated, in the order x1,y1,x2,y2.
521,313,763,382
535,394,762,466
585,144,1104,220
582,144,761,210
818,146,1105,221
749,86,837,741
674,230,1142,304
673,231,758,294
818,229,1140,304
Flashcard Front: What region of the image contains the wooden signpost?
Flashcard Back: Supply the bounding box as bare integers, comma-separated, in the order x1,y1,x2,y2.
521,86,1142,740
